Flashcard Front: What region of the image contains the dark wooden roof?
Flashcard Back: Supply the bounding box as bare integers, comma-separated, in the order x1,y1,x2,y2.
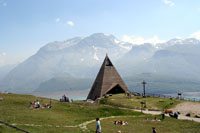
87,55,129,100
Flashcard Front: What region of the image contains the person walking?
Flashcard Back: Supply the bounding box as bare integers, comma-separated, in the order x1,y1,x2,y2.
162,110,165,120
152,127,157,133
96,118,101,133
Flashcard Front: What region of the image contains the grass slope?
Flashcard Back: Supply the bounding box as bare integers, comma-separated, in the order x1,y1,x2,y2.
0,93,140,133
0,93,200,132
104,94,182,111
87,115,200,133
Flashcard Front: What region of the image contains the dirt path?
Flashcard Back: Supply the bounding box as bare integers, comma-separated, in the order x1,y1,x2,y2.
1,102,200,131
134,109,200,123
170,102,200,122
0,116,136,131
118,106,200,123
78,107,200,132
0,123,78,128
1,112,199,132
171,102,200,115
130,109,162,115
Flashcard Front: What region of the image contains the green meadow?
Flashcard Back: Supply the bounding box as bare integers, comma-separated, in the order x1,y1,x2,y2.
0,93,199,133
103,94,182,110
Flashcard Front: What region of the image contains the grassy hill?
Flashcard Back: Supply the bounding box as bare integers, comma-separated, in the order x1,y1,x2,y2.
0,93,200,132
0,93,140,133
87,115,200,133
102,94,182,111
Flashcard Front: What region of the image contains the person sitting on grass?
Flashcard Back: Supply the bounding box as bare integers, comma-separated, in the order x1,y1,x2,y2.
169,111,174,117
121,121,128,125
114,120,119,125
35,100,40,108
152,117,160,121
29,101,35,108
114,120,128,125
174,112,179,119
96,118,101,133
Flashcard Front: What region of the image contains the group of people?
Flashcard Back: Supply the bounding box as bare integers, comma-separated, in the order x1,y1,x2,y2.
95,108,180,132
114,120,128,125
169,111,180,119
30,99,52,109
60,94,70,102
30,100,41,108
96,117,157,133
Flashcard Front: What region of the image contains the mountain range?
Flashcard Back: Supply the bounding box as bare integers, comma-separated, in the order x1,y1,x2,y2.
0,33,200,97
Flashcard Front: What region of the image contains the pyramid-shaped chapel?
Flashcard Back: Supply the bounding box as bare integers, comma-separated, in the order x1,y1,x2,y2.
87,55,130,100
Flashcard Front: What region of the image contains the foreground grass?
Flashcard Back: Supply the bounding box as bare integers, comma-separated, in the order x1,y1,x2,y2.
0,125,81,133
87,115,200,133
0,93,140,132
104,94,182,110
0,93,199,133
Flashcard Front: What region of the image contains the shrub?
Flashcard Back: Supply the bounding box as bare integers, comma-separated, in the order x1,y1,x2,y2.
100,98,108,104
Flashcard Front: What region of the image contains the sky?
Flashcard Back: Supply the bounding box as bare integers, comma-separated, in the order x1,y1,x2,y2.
1,0,200,66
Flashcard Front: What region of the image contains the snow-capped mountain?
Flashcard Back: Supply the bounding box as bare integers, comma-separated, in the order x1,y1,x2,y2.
118,38,200,79
156,38,200,49
0,33,132,93
1,33,200,94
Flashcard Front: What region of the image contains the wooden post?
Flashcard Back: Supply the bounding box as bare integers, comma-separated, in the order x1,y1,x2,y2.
141,80,146,98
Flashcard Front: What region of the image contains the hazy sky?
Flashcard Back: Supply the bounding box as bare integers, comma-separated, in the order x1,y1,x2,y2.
1,0,200,66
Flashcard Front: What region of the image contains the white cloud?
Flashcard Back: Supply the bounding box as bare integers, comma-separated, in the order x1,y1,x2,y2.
67,21,74,26
122,35,166,45
3,2,6,6
0,1,7,7
0,59,5,66
114,39,120,43
1,52,6,56
93,52,99,61
163,0,175,7
81,58,84,62
0,52,6,66
189,31,200,40
0,52,6,57
55,18,60,22
175,36,182,39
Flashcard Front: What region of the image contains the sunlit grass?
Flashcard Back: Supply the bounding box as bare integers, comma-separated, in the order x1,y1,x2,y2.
104,94,182,110
87,115,200,133
0,93,140,132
